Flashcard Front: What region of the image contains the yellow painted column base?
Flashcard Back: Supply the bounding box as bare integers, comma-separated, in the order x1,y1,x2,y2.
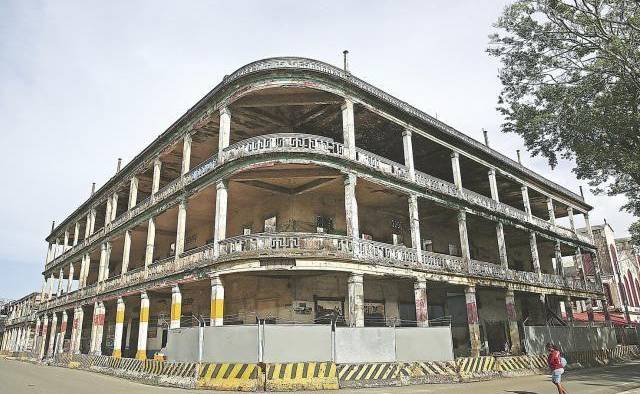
112,349,122,358
135,350,147,360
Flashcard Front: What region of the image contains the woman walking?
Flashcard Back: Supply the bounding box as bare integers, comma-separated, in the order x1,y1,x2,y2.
547,343,568,394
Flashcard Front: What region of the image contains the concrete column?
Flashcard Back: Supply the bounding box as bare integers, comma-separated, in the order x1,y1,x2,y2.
89,303,98,354
105,198,112,225
58,311,68,354
111,193,119,222
175,199,187,256
402,130,416,181
218,107,231,152
521,186,532,219
145,217,156,267
554,241,564,276
135,292,149,360
347,273,364,327
73,222,80,246
72,307,83,354
567,207,576,232
529,233,541,274
341,99,356,160
40,277,47,301
33,317,41,352
23,326,32,352
546,197,556,225
170,285,182,329
210,275,225,326
505,289,521,353
564,296,574,325
69,308,77,354
121,230,132,275
213,181,228,257
408,194,422,262
128,177,138,209
84,213,91,239
465,286,481,357
344,173,360,240
91,302,105,355
57,268,64,296
181,134,192,175
457,210,471,264
488,169,499,201
496,222,508,269
451,152,462,191
414,278,429,327
152,158,162,195
47,313,58,357
67,263,74,293
63,230,70,249
584,212,594,240
39,315,48,360
112,298,125,358
89,209,96,235
98,243,108,282
575,247,587,286
585,298,595,325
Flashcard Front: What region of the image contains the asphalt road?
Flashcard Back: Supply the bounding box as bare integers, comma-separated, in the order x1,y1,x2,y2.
1,358,639,394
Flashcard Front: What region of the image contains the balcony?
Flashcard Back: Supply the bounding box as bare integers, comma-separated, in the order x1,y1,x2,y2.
45,133,593,273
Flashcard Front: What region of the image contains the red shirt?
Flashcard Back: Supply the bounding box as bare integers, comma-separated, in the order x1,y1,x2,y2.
548,349,562,370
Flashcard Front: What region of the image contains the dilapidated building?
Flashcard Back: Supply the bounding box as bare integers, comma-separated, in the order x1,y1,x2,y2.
0,292,41,354
34,57,606,360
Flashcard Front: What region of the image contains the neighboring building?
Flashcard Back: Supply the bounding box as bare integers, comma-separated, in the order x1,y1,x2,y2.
0,292,41,354
615,237,640,322
34,57,604,359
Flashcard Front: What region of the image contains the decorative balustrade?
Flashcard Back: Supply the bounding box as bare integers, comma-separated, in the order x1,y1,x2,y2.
45,132,594,277
421,251,465,273
219,232,353,258
355,238,419,265
469,260,508,279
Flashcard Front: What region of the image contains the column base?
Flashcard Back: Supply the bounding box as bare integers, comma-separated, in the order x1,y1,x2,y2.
135,350,147,360
112,349,122,358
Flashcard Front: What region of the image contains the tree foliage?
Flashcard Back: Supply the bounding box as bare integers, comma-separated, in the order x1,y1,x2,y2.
488,0,640,241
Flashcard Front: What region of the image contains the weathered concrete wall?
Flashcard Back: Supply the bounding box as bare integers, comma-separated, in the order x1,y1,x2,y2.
334,327,395,363
203,325,259,363
166,327,199,362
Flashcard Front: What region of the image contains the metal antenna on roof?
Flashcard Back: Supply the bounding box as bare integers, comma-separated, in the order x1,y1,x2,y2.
51,221,55,231
117,158,122,173
516,150,522,165
482,129,489,146
343,50,349,72
579,185,585,199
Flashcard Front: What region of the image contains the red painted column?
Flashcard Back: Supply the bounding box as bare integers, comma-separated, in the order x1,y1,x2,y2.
465,286,481,357
505,289,521,354
414,278,429,327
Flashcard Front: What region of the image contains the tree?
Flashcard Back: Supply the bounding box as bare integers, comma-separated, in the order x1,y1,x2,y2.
488,0,640,242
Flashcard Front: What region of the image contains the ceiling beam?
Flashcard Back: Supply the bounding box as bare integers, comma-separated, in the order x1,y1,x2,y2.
232,168,340,181
233,92,341,107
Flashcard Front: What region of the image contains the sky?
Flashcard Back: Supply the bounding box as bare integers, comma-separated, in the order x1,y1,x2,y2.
0,1,635,299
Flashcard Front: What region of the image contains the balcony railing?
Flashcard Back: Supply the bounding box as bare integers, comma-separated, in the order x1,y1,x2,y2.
46,133,593,273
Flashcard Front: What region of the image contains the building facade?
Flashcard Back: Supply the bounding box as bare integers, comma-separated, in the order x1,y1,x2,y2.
35,57,605,360
0,292,41,354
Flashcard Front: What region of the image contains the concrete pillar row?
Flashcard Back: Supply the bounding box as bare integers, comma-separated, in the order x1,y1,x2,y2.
402,130,416,181
496,222,508,269
170,285,182,329
408,194,422,262
105,198,112,226
343,174,360,242
91,302,105,355
451,152,462,191
84,213,91,239
347,273,364,327
521,186,532,219
112,297,125,358
488,169,499,201
529,232,541,275
72,307,84,354
213,181,228,257
554,241,564,276
505,289,521,354
136,292,150,360
546,197,556,225
73,221,80,246
67,262,74,293
465,286,481,357
210,275,225,326
414,278,429,327
151,159,162,195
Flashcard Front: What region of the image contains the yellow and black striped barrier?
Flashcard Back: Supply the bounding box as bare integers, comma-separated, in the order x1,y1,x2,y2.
399,361,458,382
197,362,263,391
162,362,197,378
337,362,400,387
266,362,338,391
456,356,497,378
